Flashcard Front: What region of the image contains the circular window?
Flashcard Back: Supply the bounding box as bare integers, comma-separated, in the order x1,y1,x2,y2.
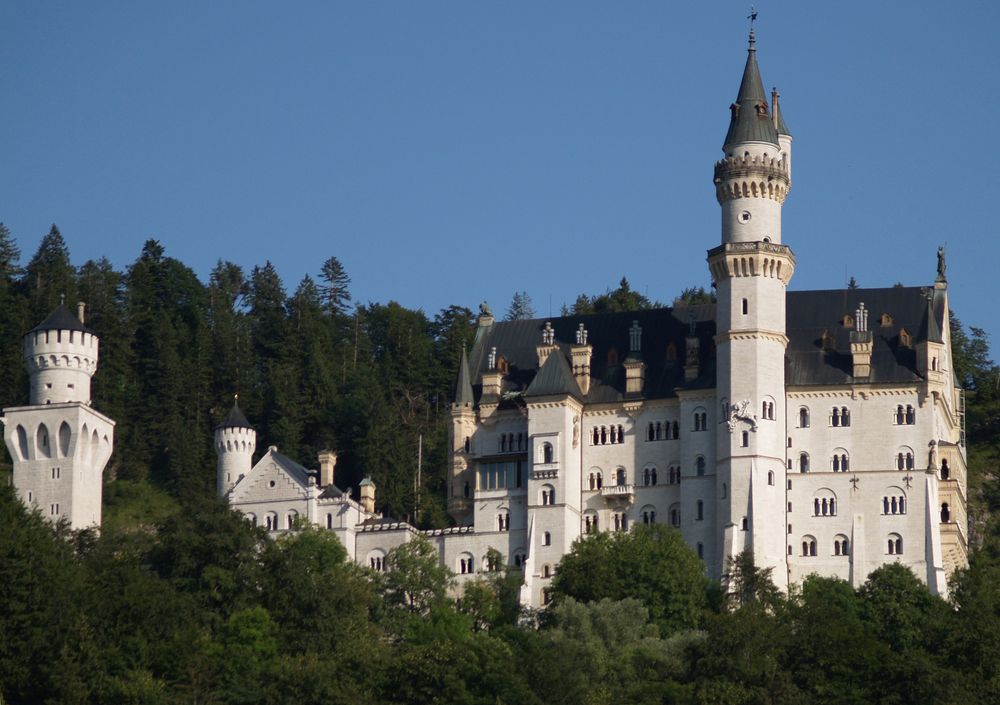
269,480,276,488
739,210,751,223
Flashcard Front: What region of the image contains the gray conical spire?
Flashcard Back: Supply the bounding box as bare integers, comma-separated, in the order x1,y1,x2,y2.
772,87,791,136
454,347,474,407
724,31,780,148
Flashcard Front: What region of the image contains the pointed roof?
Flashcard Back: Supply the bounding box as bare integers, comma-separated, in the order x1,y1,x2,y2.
217,398,253,430
773,89,791,136
525,349,580,398
724,31,780,148
454,347,474,406
29,304,91,335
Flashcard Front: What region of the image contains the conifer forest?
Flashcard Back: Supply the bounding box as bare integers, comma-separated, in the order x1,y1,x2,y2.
2,223,1000,704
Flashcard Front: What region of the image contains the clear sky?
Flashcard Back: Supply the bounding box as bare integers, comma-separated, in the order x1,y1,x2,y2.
3,1,998,342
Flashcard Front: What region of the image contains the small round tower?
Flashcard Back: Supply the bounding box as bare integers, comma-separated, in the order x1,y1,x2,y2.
215,397,256,497
24,302,98,405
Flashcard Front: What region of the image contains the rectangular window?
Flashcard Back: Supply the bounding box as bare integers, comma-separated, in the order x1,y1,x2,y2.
787,523,792,534
741,517,748,531
787,502,792,512
742,298,748,315
741,431,749,447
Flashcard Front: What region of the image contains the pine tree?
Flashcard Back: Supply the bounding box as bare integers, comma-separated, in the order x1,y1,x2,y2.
504,291,535,321
319,256,352,316
23,224,76,324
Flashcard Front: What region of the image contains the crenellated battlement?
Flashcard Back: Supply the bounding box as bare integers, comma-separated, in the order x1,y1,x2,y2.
714,155,791,205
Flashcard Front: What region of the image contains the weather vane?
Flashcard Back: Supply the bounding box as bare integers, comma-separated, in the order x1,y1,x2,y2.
748,6,758,30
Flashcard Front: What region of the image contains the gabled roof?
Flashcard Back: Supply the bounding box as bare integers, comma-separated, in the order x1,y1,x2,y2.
29,304,91,335
217,399,253,430
724,31,780,148
525,348,580,399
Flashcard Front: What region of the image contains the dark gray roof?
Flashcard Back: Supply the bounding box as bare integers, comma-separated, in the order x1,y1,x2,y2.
217,400,253,430
525,348,581,398
454,347,475,406
785,286,943,386
774,91,791,136
29,304,91,335
465,286,943,403
724,31,780,148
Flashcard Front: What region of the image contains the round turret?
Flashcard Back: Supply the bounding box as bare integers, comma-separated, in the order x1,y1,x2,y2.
23,303,99,405
215,398,256,497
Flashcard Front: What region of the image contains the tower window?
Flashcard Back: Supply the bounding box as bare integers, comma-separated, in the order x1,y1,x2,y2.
742,298,749,315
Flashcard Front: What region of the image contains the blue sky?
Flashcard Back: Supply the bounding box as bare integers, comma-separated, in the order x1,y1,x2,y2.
3,1,998,344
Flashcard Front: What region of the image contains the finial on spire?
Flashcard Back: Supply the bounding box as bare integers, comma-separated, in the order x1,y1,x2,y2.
747,6,758,49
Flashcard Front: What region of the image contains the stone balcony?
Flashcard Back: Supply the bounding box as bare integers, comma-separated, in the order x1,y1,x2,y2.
600,483,635,505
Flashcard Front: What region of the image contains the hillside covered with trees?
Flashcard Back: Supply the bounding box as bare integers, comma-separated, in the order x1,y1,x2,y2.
1,222,1000,704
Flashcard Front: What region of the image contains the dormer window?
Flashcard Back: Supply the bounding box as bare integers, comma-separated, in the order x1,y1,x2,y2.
880,313,893,327
842,315,854,328
899,328,912,348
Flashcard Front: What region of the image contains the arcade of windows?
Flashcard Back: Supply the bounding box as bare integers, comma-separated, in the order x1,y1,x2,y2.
584,513,599,533
592,425,625,445
896,451,914,471
498,432,526,453
693,411,708,431
761,400,775,420
887,534,904,555
830,407,851,427
587,471,604,490
883,495,907,515
642,467,658,486
478,460,525,490
613,512,628,532
813,496,837,516
831,452,849,472
496,509,510,532
646,420,680,441
894,405,916,425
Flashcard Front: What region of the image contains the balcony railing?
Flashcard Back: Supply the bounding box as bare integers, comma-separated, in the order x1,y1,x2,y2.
600,483,635,499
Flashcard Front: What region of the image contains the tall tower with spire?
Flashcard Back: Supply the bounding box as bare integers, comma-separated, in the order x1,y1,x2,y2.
708,30,794,588
2,303,116,529
448,348,476,522
215,396,256,497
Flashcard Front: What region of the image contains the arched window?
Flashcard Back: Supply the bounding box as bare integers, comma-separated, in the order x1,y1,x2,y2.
592,427,600,445
696,457,706,476
887,534,903,555
641,505,656,525
326,513,333,529
36,423,51,459
767,470,775,486
650,467,657,485
643,468,651,486
266,512,278,531
287,510,299,530
882,488,907,515
655,421,662,440
833,535,850,556
458,553,475,574
669,503,680,527
799,407,810,428
895,405,905,425
584,512,598,534
647,423,655,441
497,509,510,532
671,420,679,439
542,531,551,546
941,459,950,480
15,425,28,460
813,489,837,516
801,536,818,557
368,550,387,572
616,467,627,486
540,484,555,506
831,407,840,427
841,407,850,426
896,447,914,471
832,450,849,472
542,442,554,464
905,405,915,425
941,503,951,522
696,500,704,520
800,452,810,473
513,550,526,569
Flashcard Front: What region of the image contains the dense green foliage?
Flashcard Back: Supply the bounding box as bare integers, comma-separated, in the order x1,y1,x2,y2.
1,223,1000,703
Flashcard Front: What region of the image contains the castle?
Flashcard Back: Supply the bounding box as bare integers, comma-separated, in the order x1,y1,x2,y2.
6,31,968,608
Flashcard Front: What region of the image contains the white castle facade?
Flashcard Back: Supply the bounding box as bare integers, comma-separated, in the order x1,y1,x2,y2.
217,32,968,606
3,303,115,530
5,32,968,609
